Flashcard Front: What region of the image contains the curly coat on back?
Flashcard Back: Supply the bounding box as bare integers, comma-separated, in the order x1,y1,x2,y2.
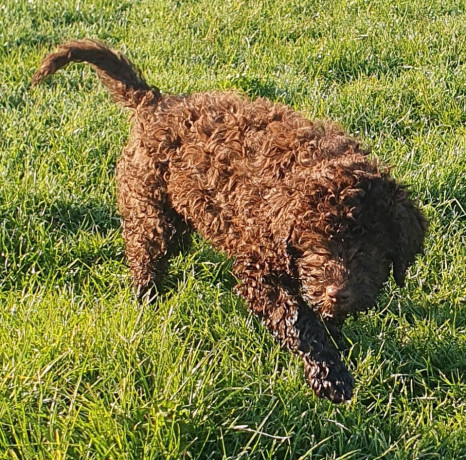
33,40,427,403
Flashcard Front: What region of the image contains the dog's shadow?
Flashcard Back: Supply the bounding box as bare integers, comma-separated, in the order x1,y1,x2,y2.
0,199,123,292
45,199,121,234
217,74,297,106
342,294,465,400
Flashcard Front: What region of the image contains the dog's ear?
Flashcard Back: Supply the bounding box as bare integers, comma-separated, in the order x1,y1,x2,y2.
388,184,428,287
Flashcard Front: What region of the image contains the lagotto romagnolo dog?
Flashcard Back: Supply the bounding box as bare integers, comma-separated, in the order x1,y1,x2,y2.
33,40,427,403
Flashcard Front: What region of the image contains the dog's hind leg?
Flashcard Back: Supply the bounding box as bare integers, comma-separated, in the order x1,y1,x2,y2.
233,255,354,403
116,145,190,299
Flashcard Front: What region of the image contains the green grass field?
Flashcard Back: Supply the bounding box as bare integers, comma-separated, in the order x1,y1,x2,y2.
1,0,465,458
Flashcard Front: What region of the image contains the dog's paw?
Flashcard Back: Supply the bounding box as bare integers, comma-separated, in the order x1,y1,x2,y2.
304,360,354,403
134,282,159,304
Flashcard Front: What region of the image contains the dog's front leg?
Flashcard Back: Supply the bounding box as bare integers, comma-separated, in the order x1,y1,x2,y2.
233,256,353,403
295,305,354,403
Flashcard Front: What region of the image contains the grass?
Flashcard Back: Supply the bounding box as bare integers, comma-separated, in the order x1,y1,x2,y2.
0,0,465,458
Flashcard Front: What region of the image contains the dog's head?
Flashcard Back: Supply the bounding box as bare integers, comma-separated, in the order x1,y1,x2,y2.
291,157,427,320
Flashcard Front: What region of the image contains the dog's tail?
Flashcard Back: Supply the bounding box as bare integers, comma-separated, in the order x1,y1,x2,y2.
32,39,160,109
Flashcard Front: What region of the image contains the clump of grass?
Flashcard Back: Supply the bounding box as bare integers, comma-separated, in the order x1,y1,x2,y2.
0,0,465,458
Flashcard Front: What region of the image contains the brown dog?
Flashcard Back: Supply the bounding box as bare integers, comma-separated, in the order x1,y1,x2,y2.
33,40,427,403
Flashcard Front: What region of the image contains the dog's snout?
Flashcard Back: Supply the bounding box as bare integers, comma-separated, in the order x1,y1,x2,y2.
326,285,350,303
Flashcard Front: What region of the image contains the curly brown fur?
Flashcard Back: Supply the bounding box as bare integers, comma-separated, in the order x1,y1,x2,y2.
33,40,427,403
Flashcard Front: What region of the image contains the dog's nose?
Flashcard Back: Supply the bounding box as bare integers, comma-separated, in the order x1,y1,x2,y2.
326,285,350,303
